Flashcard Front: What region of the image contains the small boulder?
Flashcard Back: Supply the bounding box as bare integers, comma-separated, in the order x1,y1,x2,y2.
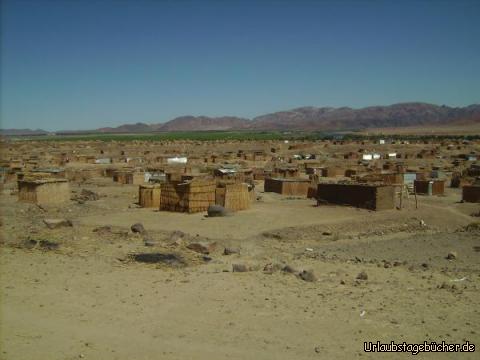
223,247,240,255
187,241,217,255
144,236,156,247
80,189,99,201
232,263,250,272
43,219,73,229
282,265,297,274
263,263,283,274
131,223,146,234
356,271,368,280
298,270,317,282
446,251,457,260
93,225,112,233
207,205,228,217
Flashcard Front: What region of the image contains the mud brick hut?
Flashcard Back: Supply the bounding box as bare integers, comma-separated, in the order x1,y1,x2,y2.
18,178,70,205
264,178,311,197
317,183,395,211
160,179,216,213
138,184,161,208
414,179,445,195
462,185,480,203
215,183,251,211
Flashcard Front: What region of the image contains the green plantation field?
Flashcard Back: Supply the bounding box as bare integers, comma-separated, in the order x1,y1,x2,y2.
20,131,329,142
9,130,479,142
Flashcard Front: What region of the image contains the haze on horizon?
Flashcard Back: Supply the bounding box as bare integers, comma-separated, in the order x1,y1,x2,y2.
1,0,479,131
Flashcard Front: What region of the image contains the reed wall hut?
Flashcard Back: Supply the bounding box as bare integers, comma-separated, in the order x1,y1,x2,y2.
138,184,161,208
264,178,310,196
215,183,251,211
160,179,216,213
18,178,70,205
113,171,133,184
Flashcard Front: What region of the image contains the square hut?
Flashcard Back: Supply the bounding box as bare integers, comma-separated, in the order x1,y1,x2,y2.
462,184,480,203
414,179,445,196
215,182,252,211
160,179,216,213
316,183,395,211
264,177,311,197
138,184,161,208
18,178,70,205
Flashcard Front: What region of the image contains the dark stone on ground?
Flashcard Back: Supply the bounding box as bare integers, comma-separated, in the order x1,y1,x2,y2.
207,205,228,217
131,223,146,234
298,270,317,282
356,271,368,280
224,247,240,255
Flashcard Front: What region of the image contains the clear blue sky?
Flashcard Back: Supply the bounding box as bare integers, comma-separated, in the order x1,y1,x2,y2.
1,0,479,131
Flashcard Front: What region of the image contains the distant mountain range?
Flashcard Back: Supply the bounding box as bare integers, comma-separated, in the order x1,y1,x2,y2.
2,103,480,135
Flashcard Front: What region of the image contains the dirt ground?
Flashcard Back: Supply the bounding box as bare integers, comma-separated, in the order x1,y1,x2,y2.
1,177,479,360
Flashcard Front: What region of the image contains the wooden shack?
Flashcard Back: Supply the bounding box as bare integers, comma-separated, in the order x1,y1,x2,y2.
414,179,445,195
215,183,251,211
264,178,310,196
18,178,70,205
138,184,161,208
160,179,216,213
462,185,480,203
317,183,395,211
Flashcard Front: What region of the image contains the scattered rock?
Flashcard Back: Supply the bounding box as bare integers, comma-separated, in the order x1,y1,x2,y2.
298,270,317,282
93,225,112,233
322,231,332,236
186,241,217,255
131,223,146,234
43,218,73,229
263,263,283,274
144,237,156,247
207,205,228,217
223,247,240,255
79,189,100,201
446,251,457,260
282,265,297,273
130,252,186,267
169,230,186,242
38,240,60,250
232,263,249,272
356,271,368,280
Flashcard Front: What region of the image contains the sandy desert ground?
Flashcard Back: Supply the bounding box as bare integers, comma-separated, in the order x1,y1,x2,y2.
1,176,479,360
